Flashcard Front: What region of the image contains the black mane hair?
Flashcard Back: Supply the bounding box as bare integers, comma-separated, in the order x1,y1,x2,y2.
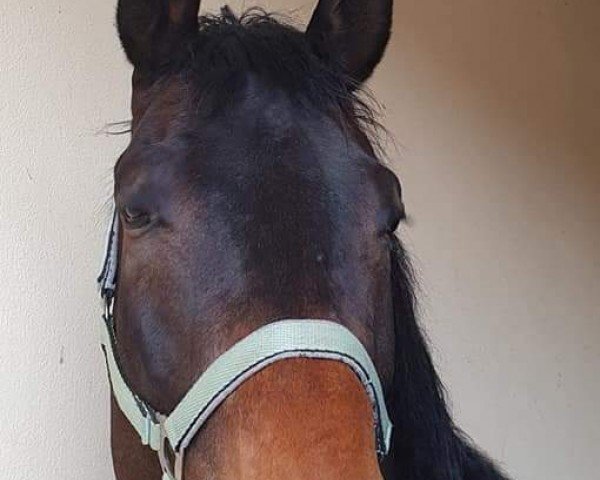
161,7,386,155
384,236,510,480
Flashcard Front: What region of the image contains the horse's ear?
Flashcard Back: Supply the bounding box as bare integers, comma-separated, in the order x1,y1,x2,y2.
306,0,393,85
117,0,201,72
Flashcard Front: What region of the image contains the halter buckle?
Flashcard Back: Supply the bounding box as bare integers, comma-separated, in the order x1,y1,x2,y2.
103,295,114,324
157,417,185,480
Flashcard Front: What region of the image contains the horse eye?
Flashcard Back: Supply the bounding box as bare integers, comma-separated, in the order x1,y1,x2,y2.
121,206,151,230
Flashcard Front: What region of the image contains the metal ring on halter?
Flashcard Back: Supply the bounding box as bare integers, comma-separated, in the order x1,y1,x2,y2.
158,416,185,480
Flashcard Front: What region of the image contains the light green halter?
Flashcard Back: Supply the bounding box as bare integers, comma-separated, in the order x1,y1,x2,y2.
98,210,393,480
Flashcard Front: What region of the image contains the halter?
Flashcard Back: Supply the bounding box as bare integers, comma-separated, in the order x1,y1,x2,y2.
98,207,393,480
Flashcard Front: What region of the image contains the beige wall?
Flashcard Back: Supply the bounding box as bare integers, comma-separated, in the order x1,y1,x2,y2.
376,2,600,479
1,1,598,479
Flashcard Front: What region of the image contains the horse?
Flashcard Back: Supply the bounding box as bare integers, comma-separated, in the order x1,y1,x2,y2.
102,1,511,479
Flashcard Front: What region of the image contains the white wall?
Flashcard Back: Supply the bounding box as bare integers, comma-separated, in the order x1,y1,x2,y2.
0,1,598,479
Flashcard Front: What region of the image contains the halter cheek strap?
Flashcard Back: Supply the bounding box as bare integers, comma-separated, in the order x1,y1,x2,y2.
97,208,393,480
98,208,119,299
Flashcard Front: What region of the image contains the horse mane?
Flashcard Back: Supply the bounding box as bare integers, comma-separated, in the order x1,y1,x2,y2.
157,7,386,156
385,236,510,480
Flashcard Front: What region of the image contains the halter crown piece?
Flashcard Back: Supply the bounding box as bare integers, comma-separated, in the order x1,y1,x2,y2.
97,207,393,480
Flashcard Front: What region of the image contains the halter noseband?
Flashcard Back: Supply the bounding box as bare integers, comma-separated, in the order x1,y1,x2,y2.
98,208,393,480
